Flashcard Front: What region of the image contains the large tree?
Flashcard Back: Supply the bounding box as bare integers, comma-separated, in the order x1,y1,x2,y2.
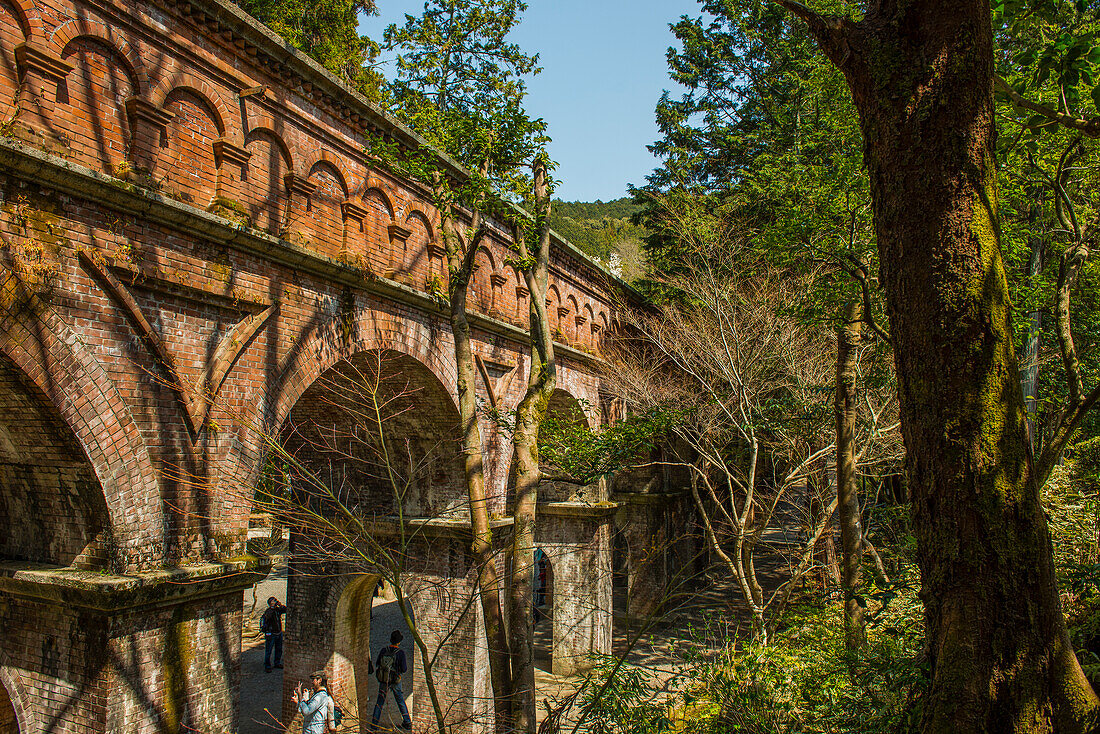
381,3,547,729
775,0,1100,730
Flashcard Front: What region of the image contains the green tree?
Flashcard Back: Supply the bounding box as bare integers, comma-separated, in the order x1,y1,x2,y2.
379,4,550,730
233,0,383,99
775,0,1100,729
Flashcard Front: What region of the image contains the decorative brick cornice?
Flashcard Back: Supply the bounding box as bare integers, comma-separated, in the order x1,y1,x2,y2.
125,97,176,127
388,223,412,242
558,306,570,319
516,286,530,299
0,139,607,370
166,0,642,308
15,44,74,83
341,200,369,221
426,242,446,260
575,314,588,326
212,137,252,166
0,558,270,612
490,273,507,288
591,322,603,334
284,173,317,197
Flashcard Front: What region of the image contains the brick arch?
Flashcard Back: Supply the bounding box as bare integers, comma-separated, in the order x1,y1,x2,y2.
0,648,36,734
546,387,591,429
399,204,437,238
214,307,458,510
301,150,350,197
245,125,293,171
50,19,147,93
0,305,161,571
360,185,395,220
149,73,232,135
2,0,40,40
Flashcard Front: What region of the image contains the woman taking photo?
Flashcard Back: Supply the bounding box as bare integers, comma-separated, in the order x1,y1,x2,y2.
292,671,334,733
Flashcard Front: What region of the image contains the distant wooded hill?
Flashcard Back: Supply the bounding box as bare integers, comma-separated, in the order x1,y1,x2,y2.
549,198,647,282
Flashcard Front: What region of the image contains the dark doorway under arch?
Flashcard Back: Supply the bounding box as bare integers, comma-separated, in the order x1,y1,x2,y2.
532,548,554,673
0,353,109,569
0,680,18,734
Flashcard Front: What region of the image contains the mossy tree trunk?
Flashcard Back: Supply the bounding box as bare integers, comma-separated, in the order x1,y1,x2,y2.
778,0,1100,730
835,300,864,651
508,158,556,734
437,175,513,733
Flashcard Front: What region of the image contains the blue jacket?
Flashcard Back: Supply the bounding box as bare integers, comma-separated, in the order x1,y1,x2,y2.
298,689,332,734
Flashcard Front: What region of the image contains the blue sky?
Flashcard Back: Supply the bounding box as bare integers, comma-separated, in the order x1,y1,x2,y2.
359,1,701,202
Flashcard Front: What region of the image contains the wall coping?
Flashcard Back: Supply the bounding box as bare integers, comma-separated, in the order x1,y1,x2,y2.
538,501,620,519
0,138,605,369
610,491,688,506
364,515,515,540
0,556,271,612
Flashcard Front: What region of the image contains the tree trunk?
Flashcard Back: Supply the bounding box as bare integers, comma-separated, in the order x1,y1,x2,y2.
439,190,513,733
783,1,1099,730
809,445,841,587
508,158,556,734
835,300,864,650
1021,208,1043,455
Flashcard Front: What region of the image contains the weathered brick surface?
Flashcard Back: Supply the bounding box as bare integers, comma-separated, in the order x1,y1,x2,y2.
536,511,614,676
0,0,635,727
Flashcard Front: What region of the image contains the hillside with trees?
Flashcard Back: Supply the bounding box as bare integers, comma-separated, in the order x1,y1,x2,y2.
550,198,648,282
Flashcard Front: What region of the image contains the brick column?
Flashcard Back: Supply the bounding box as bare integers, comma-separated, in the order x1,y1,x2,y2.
387,223,412,281
125,98,175,178
488,273,506,317
535,502,616,676
213,137,252,206
284,528,494,733
0,559,267,734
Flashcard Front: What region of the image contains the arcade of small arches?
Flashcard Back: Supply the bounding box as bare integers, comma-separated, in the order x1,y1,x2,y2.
0,0,612,355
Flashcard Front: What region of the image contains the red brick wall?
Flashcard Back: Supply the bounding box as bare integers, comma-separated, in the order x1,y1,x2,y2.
161,89,221,208
58,37,135,175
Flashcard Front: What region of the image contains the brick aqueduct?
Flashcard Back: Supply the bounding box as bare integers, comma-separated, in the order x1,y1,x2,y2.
0,0,696,730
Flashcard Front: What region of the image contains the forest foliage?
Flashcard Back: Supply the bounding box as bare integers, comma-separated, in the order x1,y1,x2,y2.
549,198,648,282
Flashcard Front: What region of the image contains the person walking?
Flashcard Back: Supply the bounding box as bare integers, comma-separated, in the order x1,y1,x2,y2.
292,671,334,734
260,596,287,672
370,630,412,731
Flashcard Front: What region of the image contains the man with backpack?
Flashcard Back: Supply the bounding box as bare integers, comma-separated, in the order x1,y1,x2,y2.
370,630,412,731
260,596,287,673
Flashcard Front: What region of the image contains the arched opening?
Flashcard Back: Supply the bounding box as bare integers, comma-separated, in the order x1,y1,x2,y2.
532,548,554,673
281,349,465,520
365,585,416,732
611,528,629,624
0,352,110,568
332,573,378,730
277,349,460,727
0,680,19,734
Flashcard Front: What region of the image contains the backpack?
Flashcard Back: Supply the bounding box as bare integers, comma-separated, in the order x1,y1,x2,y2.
376,646,399,685
332,703,343,728
259,612,269,634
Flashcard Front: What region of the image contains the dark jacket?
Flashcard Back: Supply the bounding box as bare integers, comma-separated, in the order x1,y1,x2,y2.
261,604,286,635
